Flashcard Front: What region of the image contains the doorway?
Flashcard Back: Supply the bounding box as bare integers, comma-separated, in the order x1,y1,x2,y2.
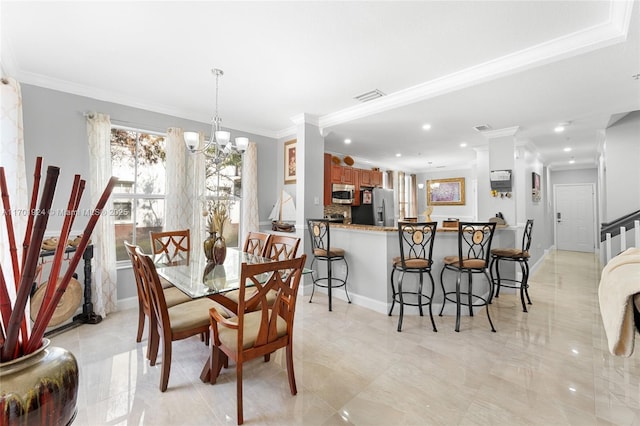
554,183,596,252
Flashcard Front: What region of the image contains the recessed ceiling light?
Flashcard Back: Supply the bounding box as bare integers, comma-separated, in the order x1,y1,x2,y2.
344,139,351,144
395,153,401,157
422,124,431,130
554,125,565,133
564,147,572,152
460,142,467,148
569,159,575,164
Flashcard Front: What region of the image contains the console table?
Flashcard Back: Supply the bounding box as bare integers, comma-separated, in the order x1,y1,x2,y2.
37,244,102,336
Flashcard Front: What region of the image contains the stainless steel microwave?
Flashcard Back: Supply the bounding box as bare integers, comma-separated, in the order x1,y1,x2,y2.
331,184,355,204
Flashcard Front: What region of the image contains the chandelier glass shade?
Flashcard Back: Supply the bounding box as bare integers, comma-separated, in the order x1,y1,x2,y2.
184,68,248,162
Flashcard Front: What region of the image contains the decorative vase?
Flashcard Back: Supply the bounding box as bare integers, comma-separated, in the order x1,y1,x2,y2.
0,338,79,426
203,232,216,262
213,235,227,265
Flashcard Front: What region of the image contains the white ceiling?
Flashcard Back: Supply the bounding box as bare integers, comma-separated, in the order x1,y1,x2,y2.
2,1,639,172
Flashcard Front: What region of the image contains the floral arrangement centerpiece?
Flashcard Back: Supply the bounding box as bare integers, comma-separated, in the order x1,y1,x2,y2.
202,199,229,264
0,157,116,425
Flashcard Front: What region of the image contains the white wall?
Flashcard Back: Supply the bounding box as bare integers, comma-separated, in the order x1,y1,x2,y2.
603,111,640,222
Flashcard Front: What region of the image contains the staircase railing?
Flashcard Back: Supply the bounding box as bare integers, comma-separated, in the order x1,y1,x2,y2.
601,209,640,263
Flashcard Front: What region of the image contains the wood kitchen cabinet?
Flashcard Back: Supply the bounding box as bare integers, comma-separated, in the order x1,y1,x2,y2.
331,164,355,185
371,170,382,187
360,169,372,186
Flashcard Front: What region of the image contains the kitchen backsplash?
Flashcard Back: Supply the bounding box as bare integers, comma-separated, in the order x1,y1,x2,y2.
324,205,351,222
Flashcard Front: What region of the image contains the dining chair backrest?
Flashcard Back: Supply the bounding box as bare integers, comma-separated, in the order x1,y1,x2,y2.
138,248,171,331
264,234,300,261
243,231,272,257
238,255,306,334
124,241,151,316
397,221,437,268
149,229,190,265
457,222,497,268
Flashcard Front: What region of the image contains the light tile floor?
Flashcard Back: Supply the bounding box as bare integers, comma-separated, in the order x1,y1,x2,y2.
51,250,640,425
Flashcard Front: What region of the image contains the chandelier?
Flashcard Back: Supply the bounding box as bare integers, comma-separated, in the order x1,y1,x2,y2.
184,68,248,163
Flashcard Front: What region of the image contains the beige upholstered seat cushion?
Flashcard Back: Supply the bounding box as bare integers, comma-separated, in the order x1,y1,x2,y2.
491,248,530,258
218,310,287,350
223,288,277,309
159,276,175,289
168,298,230,334
443,256,486,269
163,286,192,307
392,256,431,269
313,247,345,257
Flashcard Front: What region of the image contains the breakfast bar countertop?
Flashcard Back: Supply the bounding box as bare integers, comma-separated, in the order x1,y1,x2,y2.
329,223,511,232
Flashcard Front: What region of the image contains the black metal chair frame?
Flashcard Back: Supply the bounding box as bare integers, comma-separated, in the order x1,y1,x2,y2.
389,221,438,332
489,219,534,312
439,222,497,332
307,219,351,311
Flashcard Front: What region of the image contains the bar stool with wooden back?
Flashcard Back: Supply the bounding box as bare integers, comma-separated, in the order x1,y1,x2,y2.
307,218,351,311
389,221,438,332
489,219,534,312
439,222,497,332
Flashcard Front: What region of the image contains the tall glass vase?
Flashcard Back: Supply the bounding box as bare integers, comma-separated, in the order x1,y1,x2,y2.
213,235,227,265
203,232,216,262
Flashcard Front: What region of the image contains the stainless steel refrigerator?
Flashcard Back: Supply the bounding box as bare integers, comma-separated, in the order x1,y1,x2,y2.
351,188,395,226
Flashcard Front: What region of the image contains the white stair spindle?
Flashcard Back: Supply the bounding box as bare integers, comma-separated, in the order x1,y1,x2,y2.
606,233,612,264
620,226,627,252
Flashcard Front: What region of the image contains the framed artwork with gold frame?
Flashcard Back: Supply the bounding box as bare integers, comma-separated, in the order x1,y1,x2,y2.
284,139,296,184
427,177,465,206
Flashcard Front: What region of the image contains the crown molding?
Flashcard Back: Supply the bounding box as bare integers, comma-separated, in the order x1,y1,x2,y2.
314,0,632,131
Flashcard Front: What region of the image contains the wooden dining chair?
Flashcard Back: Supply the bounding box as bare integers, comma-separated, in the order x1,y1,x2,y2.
224,234,300,312
205,255,306,425
149,229,190,265
243,231,271,257
124,242,191,355
138,249,233,392
264,234,300,261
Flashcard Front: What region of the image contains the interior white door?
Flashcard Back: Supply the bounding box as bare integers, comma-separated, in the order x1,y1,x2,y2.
555,184,595,252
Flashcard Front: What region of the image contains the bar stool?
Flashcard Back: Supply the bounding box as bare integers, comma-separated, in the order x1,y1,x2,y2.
307,218,351,311
489,219,534,312
439,222,497,332
389,221,438,332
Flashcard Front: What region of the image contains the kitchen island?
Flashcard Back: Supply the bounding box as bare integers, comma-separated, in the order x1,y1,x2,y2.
305,223,516,315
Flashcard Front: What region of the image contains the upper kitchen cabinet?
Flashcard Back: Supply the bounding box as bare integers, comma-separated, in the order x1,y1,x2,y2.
371,170,382,187
357,168,382,188
331,164,355,185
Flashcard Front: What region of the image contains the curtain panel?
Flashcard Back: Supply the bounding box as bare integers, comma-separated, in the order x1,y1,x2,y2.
165,128,206,255
0,77,28,304
87,113,118,316
241,141,259,244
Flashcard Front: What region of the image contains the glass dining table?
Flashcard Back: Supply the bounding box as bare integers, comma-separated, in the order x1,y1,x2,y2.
155,247,274,312
154,246,307,384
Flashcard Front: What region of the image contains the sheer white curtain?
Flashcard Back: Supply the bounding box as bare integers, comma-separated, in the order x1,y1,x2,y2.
0,77,28,302
241,141,259,244
87,113,117,316
165,128,205,253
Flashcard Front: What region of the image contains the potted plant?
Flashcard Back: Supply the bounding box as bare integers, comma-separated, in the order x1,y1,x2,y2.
0,157,117,425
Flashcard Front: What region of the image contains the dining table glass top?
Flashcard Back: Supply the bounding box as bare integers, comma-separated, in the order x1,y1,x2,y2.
155,247,274,299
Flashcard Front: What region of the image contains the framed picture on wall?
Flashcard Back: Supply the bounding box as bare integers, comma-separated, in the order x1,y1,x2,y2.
532,172,541,202
284,139,296,184
427,177,465,206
